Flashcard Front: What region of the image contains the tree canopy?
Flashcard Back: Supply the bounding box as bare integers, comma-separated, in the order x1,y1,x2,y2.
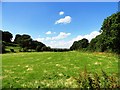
89,12,120,53
1,30,13,42
70,38,89,50
70,12,120,54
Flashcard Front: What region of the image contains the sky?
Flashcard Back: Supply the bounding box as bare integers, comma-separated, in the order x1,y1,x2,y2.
2,2,118,48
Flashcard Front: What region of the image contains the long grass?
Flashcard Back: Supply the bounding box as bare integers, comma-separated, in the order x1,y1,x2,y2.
2,51,119,88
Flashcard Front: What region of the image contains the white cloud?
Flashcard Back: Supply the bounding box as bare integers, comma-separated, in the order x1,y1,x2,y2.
45,31,52,35
59,11,64,15
35,32,71,42
35,38,45,42
46,40,71,48
51,32,71,40
45,31,56,35
35,31,100,48
72,31,100,42
55,16,72,24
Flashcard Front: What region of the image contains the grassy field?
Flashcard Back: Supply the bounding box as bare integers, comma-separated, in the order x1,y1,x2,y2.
1,51,119,88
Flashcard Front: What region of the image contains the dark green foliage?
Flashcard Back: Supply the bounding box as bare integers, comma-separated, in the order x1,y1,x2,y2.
23,47,28,52
88,12,120,53
70,12,120,53
2,30,13,43
0,30,2,41
2,42,6,53
36,45,42,52
14,34,22,44
51,48,70,52
70,38,89,50
100,12,120,53
0,41,6,53
31,40,46,50
41,46,51,51
14,34,46,52
18,34,32,49
10,49,14,52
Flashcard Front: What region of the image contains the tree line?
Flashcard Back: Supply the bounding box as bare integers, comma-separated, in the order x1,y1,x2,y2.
0,12,120,54
70,12,120,54
0,30,70,53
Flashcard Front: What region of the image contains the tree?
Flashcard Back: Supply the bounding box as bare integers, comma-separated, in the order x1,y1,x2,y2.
79,38,89,48
18,34,32,49
30,40,46,50
70,41,78,50
2,31,13,42
41,46,51,51
70,38,89,50
89,12,120,53
14,34,22,44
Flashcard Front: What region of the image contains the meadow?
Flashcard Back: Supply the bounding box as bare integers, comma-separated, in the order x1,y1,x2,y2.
1,51,119,88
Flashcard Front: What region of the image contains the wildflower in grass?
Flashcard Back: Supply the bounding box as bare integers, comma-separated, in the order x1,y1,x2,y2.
35,80,38,84
40,81,45,85
94,62,101,65
62,66,67,69
27,68,33,71
47,57,52,59
44,70,47,73
25,65,29,68
58,73,64,77
56,64,60,67
46,83,50,87
17,65,20,67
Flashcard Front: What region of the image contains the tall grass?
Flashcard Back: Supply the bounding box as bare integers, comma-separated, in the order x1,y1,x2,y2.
74,66,120,88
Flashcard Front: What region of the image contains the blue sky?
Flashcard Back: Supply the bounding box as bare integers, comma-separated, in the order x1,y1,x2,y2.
2,2,118,48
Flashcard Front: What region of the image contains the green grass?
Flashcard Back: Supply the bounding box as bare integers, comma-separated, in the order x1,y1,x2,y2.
5,46,21,53
1,51,119,88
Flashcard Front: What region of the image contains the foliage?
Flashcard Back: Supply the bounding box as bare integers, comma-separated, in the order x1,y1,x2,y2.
1,30,13,43
70,38,89,50
0,41,6,53
14,34,22,44
41,46,51,51
36,45,42,52
89,12,120,53
14,34,46,52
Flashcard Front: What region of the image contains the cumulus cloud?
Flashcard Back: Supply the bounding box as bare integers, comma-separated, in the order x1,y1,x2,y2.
59,11,64,15
35,38,45,42
55,16,72,24
45,31,56,35
35,32,71,42
46,40,71,48
35,31,100,48
45,31,52,35
72,31,100,42
51,32,71,40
